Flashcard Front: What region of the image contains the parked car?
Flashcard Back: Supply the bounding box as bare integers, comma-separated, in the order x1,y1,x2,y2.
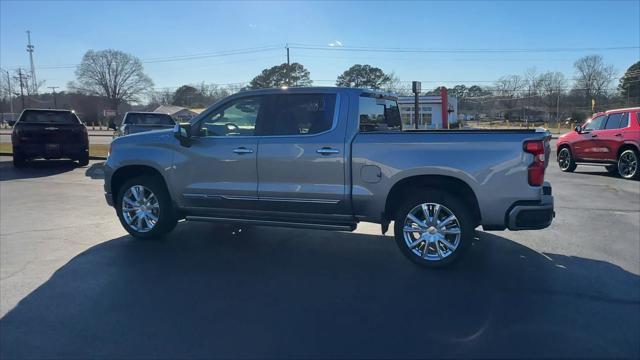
557,107,640,179
110,111,176,138
11,109,89,167
103,87,554,267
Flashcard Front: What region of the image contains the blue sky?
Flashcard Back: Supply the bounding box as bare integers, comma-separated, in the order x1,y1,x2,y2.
1,0,639,91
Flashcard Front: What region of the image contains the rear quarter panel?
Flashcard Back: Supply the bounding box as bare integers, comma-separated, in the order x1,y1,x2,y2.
351,132,547,226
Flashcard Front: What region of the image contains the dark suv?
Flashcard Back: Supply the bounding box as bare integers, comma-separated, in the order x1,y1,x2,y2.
11,109,89,167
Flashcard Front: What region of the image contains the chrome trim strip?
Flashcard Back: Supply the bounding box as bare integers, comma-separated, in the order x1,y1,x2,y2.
182,193,339,204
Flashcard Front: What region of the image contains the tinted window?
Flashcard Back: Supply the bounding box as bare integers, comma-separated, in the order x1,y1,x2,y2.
619,113,630,128
20,110,80,124
264,94,336,136
583,115,606,131
125,113,175,126
359,96,401,132
198,97,261,136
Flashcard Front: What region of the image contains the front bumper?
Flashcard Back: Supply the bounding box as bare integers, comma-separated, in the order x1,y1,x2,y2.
507,183,555,230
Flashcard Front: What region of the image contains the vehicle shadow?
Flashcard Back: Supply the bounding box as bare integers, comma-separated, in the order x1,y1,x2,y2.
85,161,106,179
1,225,638,359
0,159,79,181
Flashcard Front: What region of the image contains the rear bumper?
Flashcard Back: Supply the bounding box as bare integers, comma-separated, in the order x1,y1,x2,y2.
506,183,555,230
14,144,88,159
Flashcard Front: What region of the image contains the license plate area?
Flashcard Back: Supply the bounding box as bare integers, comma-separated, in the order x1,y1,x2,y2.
46,144,61,153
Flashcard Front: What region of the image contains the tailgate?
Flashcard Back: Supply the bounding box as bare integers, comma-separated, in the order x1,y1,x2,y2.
16,123,87,144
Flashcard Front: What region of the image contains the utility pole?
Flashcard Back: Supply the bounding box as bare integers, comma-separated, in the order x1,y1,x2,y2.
48,86,59,108
285,43,291,86
412,81,421,130
14,68,28,109
555,92,560,126
26,30,37,93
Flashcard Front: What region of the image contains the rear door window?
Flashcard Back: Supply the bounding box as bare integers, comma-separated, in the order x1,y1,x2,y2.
262,94,337,136
20,110,80,124
604,113,624,130
359,96,401,132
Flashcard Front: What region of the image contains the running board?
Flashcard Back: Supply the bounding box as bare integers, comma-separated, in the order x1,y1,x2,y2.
186,215,357,231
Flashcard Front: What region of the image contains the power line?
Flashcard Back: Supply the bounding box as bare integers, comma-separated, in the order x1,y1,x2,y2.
6,43,639,71
288,43,640,54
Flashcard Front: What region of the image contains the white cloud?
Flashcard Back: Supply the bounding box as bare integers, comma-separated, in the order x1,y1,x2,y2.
328,40,343,47
248,23,257,28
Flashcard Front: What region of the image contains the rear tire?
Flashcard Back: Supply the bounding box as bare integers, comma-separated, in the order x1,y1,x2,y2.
393,190,474,268
77,152,89,167
618,149,639,180
116,175,178,239
557,147,577,172
12,151,26,168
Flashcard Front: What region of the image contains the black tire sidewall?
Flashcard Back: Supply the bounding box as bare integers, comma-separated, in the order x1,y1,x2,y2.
618,149,640,180
12,151,25,167
558,147,576,172
393,190,474,268
115,176,177,239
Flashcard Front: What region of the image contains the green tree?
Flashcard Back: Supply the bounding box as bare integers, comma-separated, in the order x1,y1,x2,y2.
249,63,312,89
172,85,203,107
71,49,153,114
619,61,640,105
336,64,391,89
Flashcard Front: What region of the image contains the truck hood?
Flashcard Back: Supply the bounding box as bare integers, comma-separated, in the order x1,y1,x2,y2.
112,128,173,146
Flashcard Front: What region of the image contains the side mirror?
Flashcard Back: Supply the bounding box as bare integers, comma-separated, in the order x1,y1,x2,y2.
574,125,582,133
108,122,117,130
173,123,192,147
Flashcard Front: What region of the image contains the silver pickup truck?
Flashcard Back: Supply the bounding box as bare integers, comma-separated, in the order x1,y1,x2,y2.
104,87,554,267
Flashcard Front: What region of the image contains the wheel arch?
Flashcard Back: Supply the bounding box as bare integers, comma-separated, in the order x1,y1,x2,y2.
617,143,639,158
383,175,481,226
110,165,170,201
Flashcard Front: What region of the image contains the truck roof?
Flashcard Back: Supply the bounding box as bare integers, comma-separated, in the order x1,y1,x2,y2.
237,86,396,97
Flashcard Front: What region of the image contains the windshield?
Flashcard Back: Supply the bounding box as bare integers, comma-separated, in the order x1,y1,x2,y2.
19,110,80,124
125,113,175,126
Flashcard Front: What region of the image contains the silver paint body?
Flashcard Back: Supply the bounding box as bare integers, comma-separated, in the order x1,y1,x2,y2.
104,87,551,229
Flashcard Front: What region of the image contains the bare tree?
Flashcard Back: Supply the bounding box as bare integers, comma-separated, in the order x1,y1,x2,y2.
70,49,153,114
150,88,174,105
538,71,568,121
573,55,615,100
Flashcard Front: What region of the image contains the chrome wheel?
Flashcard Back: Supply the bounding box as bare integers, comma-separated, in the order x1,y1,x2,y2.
618,150,638,178
121,185,160,233
403,203,462,261
558,148,571,170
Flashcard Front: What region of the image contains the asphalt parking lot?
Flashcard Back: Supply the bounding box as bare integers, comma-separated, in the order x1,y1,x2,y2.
0,145,639,358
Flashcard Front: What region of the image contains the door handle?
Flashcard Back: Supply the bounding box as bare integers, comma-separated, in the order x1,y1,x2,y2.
233,147,254,154
591,134,598,138
614,133,623,137
316,147,340,155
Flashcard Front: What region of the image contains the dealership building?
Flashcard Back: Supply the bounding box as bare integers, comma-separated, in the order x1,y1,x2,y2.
397,88,458,129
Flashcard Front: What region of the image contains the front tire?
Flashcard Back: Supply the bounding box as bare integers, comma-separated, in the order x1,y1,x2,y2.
116,175,178,239
557,147,577,172
618,149,639,180
393,190,474,268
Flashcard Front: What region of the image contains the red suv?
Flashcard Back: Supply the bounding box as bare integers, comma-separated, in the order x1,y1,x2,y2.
557,107,640,179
